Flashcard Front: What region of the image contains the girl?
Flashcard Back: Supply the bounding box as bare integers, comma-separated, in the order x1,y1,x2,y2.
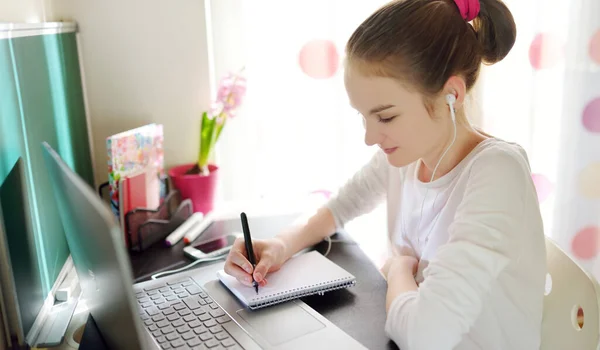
224,0,546,348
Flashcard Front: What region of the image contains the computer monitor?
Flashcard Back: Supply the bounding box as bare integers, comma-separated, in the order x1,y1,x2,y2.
0,158,45,347
41,142,147,350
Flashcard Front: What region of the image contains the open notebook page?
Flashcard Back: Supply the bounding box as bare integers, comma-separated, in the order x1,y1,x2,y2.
217,251,355,309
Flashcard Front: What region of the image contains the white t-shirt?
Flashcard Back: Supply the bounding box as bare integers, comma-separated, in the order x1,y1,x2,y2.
325,137,546,350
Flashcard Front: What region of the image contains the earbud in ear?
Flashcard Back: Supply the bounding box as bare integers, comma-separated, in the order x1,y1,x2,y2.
445,94,457,123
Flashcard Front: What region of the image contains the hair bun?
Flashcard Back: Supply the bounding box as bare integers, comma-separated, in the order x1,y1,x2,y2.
473,0,517,65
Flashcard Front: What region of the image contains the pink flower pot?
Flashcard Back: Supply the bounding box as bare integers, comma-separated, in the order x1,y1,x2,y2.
168,163,218,214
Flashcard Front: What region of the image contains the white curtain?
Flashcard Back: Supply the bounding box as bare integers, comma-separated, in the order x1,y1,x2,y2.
210,0,600,268
479,0,600,278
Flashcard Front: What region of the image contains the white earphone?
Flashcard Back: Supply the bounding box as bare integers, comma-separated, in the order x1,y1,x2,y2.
446,93,457,123
413,92,458,245
429,93,457,182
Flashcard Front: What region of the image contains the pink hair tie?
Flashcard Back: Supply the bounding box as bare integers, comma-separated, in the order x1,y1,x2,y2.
453,0,480,22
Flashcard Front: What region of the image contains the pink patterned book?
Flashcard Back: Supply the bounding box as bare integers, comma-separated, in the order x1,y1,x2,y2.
118,167,160,247
107,124,164,222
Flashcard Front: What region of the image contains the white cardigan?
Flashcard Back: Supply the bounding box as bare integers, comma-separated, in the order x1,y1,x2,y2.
325,138,546,350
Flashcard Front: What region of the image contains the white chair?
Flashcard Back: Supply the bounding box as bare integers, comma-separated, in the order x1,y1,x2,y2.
541,236,600,350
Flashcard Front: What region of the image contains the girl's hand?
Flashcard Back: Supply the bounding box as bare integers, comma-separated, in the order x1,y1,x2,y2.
223,237,288,287
383,255,420,312
381,255,419,281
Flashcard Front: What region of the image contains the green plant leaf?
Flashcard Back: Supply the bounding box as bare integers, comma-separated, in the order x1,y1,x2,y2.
206,116,225,166
214,116,227,144
198,111,216,168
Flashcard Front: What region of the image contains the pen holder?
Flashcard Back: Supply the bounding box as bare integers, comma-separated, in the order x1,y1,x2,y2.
97,177,193,252
124,190,193,252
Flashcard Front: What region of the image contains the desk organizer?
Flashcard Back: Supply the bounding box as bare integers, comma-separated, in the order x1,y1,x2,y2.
125,190,193,252
97,179,194,252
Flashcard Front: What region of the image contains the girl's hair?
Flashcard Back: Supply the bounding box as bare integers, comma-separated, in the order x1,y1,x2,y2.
346,0,516,101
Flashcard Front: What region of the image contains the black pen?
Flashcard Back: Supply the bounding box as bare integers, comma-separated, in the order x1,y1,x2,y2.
240,212,259,295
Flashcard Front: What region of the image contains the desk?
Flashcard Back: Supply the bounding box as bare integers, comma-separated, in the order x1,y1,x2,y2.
80,213,399,350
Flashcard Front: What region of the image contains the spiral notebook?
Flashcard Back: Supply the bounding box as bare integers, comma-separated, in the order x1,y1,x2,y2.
217,251,356,310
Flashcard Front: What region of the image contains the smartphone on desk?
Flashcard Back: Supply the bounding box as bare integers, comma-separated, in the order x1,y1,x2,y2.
183,233,241,260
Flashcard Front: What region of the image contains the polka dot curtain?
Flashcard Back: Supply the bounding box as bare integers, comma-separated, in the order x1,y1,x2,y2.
479,0,600,277
230,0,389,200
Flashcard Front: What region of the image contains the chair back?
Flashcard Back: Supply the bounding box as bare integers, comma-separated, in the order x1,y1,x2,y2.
541,236,600,350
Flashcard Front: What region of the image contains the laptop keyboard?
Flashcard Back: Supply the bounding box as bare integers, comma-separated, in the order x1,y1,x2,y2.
135,277,243,350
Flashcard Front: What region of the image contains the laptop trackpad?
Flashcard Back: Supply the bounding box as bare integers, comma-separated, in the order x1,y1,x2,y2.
237,302,325,346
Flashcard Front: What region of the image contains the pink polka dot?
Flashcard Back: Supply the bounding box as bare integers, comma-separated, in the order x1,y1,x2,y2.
572,226,600,260
529,33,564,70
583,97,600,133
590,30,600,64
298,40,339,79
532,173,553,202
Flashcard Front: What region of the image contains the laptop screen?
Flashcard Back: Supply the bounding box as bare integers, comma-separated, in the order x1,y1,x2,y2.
0,158,45,340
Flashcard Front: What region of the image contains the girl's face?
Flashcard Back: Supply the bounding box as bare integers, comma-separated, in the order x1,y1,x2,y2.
344,64,451,169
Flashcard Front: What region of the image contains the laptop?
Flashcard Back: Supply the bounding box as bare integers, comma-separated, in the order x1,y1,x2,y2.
41,142,367,350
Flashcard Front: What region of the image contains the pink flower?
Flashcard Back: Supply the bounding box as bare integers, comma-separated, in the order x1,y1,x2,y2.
214,72,246,118
198,69,245,171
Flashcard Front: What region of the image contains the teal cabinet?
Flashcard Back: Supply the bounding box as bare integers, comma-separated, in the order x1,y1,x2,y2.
0,25,93,300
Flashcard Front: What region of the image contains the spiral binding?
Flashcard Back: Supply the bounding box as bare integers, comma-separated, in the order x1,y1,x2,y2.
247,277,356,310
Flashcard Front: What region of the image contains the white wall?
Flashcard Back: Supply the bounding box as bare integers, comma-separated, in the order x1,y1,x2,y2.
0,0,51,23
48,0,213,188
